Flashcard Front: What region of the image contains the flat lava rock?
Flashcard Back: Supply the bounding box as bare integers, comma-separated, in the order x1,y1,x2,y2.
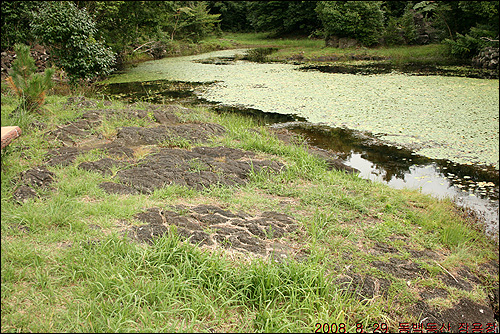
96,146,285,194
113,123,226,146
124,205,301,260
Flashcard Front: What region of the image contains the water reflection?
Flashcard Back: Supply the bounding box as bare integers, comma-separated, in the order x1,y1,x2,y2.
345,152,499,238
283,123,499,239
103,80,211,104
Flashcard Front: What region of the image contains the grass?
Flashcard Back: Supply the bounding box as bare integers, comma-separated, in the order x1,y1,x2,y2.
1,78,498,332
203,32,457,66
115,32,456,68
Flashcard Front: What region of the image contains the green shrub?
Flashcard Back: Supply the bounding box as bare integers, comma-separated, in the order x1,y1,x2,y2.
31,1,115,84
382,17,405,46
315,1,384,47
444,33,481,60
443,26,497,61
401,7,418,45
5,43,54,114
245,47,278,63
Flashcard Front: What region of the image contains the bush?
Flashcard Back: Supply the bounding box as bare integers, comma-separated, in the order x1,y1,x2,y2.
401,7,418,45
444,26,498,60
315,1,384,47
382,17,405,46
5,43,54,114
244,48,278,63
444,33,481,60
31,1,115,84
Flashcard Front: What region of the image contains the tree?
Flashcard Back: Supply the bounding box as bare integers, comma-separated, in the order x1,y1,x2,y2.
31,1,115,84
6,43,54,113
457,1,499,36
411,1,500,60
207,1,252,32
0,1,43,50
246,1,321,37
74,0,220,58
412,1,499,41
76,1,176,53
315,1,385,46
171,2,221,42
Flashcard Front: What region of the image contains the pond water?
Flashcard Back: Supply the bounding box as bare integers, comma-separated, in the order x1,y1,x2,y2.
103,49,499,240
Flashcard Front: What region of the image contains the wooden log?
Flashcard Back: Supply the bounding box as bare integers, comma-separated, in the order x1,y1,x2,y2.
1,126,22,149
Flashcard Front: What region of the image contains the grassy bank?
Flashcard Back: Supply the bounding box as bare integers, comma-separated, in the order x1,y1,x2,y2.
120,32,459,69
1,83,498,332
203,32,458,66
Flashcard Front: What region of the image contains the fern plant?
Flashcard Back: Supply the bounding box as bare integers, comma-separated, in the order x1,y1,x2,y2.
6,43,55,113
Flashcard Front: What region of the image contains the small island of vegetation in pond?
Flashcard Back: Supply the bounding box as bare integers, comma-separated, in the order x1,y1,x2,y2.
1,1,499,332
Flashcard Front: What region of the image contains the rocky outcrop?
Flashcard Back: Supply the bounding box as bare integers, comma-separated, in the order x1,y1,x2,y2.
12,166,56,203
472,46,499,71
1,44,50,80
92,146,286,194
124,204,304,260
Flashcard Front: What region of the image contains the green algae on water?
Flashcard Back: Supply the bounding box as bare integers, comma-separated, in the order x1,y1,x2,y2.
105,50,499,170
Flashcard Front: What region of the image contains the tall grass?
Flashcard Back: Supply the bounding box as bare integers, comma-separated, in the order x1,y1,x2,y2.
2,231,372,332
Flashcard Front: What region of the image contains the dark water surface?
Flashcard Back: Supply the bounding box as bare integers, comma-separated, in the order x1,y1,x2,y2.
101,78,499,241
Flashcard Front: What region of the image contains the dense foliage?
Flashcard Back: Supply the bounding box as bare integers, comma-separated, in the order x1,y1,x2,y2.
441,1,499,59
245,1,321,37
207,1,252,32
1,1,498,80
0,1,42,50
30,1,115,83
75,1,220,52
316,1,385,46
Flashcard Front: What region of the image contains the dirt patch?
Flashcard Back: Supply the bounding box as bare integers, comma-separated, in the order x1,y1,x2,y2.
45,98,196,147
12,185,39,203
123,204,303,261
438,272,474,292
334,242,498,324
18,166,55,188
98,182,140,195
410,298,497,332
371,257,429,280
78,157,129,176
335,273,392,300
419,287,450,300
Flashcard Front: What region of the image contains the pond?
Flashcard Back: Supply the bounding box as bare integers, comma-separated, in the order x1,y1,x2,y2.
103,49,499,240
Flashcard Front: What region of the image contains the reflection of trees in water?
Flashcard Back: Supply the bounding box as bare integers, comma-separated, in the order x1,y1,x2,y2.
103,80,209,104
359,147,430,182
287,123,498,197
288,124,425,182
366,156,409,182
363,148,499,200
